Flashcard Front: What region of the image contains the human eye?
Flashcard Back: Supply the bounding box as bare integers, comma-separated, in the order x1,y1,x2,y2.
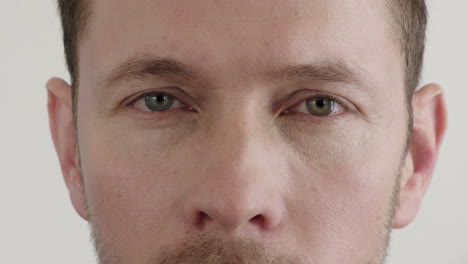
130,91,189,113
283,94,347,117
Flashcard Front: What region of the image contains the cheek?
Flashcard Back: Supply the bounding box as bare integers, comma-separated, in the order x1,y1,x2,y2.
282,122,401,260
77,116,194,257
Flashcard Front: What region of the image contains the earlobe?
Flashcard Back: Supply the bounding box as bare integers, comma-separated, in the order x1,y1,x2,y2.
68,166,89,221
46,77,89,221
392,84,448,229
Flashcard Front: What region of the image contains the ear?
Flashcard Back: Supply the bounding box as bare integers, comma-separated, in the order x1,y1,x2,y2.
392,83,448,228
47,77,89,221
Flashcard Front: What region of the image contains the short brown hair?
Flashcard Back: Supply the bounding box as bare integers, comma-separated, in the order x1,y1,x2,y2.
57,0,91,118
57,0,427,125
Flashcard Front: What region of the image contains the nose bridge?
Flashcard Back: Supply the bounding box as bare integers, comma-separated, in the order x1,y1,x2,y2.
184,102,285,233
210,90,273,150
205,94,276,188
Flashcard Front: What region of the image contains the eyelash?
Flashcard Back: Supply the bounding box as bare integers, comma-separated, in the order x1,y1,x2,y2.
127,89,348,119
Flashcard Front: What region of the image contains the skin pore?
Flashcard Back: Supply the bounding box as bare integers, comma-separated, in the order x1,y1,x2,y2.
46,0,447,263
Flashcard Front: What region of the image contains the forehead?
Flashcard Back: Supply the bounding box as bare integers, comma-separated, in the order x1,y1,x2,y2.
79,0,400,90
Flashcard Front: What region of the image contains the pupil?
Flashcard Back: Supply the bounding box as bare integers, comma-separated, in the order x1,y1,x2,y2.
316,99,326,107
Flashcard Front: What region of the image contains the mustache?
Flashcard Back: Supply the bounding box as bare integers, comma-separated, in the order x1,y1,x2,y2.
151,233,308,264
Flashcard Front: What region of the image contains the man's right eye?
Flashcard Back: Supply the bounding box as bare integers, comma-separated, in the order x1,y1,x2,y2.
131,92,186,113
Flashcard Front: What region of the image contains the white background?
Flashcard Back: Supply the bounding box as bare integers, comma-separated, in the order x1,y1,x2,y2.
0,0,467,263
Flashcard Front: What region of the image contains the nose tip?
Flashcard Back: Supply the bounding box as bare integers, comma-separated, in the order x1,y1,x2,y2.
185,196,282,232
182,147,285,234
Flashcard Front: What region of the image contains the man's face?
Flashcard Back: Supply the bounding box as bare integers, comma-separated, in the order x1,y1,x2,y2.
75,0,408,263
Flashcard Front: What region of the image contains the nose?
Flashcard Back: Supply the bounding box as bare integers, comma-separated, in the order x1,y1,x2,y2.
183,117,286,235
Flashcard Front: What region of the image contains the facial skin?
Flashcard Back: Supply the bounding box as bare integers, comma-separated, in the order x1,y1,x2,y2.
47,0,447,263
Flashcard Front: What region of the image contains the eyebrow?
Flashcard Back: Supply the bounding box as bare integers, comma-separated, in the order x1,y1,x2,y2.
101,54,372,91
269,59,372,88
101,55,199,89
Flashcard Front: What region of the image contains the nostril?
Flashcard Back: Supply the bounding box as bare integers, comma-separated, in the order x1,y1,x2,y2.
196,211,212,228
249,214,266,228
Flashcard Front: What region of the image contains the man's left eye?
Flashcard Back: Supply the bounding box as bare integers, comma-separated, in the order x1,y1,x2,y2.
131,92,186,112
287,97,346,117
